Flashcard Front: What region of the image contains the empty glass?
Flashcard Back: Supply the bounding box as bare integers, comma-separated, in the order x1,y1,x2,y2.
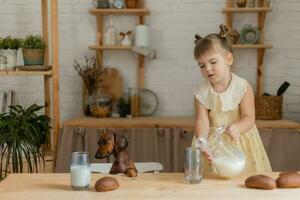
70,152,91,190
184,147,202,184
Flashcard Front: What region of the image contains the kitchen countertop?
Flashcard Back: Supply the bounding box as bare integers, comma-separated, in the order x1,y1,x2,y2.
62,116,300,129
1,173,300,200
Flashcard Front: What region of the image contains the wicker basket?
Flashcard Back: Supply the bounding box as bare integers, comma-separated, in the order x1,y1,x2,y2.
255,96,283,120
125,0,139,8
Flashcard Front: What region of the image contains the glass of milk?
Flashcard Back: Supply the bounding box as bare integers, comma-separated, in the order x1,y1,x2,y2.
184,147,202,184
70,152,91,190
197,127,246,178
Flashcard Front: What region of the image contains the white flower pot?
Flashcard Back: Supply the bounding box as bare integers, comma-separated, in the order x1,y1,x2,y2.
0,49,18,70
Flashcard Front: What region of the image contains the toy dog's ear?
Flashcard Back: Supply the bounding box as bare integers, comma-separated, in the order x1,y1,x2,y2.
114,133,128,152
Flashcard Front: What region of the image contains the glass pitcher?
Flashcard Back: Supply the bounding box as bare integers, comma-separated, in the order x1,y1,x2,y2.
104,15,117,46
197,126,245,178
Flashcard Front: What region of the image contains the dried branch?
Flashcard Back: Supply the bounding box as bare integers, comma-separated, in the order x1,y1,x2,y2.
73,55,105,95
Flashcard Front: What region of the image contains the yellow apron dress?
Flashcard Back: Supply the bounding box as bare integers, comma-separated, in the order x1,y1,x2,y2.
192,73,272,174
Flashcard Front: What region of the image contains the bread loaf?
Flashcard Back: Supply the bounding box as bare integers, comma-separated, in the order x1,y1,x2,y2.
276,172,300,188
95,177,119,192
245,175,276,190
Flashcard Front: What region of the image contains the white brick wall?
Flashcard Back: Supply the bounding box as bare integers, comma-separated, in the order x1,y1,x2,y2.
0,0,300,122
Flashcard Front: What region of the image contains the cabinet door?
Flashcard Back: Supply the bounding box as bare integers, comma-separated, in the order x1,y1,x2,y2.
261,129,300,171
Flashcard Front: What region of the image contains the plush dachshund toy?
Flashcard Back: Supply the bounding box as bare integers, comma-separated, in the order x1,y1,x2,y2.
95,131,138,177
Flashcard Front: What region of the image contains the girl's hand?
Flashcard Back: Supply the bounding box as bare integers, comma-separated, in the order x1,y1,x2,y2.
202,149,213,164
195,137,213,164
225,124,240,141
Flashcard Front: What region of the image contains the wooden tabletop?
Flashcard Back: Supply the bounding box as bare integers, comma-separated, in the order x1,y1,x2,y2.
62,116,300,129
1,173,300,200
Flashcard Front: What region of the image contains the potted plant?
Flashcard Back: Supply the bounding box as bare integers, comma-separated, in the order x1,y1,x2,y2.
117,96,130,117
0,36,21,70
21,34,46,65
0,104,51,180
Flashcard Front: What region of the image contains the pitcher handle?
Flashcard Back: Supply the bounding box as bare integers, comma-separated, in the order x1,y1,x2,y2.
217,125,226,135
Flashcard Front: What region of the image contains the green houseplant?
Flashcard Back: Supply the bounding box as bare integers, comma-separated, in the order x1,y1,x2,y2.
21,34,46,65
0,36,21,70
117,96,130,117
0,104,51,180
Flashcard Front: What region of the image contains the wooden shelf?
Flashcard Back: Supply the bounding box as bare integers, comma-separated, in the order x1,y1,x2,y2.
233,44,273,49
88,45,132,51
89,6,149,90
63,116,300,130
0,70,52,76
89,8,150,16
224,0,272,95
223,7,272,13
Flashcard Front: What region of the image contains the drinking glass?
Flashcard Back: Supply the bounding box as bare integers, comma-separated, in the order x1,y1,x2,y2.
70,152,91,190
184,147,202,184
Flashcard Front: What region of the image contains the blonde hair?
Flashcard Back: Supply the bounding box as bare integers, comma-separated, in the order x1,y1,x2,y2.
194,24,234,59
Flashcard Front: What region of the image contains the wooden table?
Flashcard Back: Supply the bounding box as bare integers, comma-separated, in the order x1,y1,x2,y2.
1,173,300,200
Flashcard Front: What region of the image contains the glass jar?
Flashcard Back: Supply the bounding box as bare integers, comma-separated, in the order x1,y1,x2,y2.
88,92,112,117
111,104,120,118
129,87,140,117
197,127,245,178
125,0,139,8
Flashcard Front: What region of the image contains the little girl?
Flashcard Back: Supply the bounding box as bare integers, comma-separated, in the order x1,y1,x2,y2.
192,25,272,174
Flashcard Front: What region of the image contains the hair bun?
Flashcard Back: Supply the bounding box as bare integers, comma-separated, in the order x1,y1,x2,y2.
219,24,230,39
218,24,240,44
194,34,202,44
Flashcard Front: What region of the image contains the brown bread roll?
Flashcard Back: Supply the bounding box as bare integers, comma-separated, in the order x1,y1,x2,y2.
276,172,300,188
245,175,276,190
95,177,119,192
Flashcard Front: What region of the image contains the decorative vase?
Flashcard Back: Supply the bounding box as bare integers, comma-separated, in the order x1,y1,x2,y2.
104,16,117,46
240,24,260,44
22,49,44,65
121,35,132,46
134,25,150,47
